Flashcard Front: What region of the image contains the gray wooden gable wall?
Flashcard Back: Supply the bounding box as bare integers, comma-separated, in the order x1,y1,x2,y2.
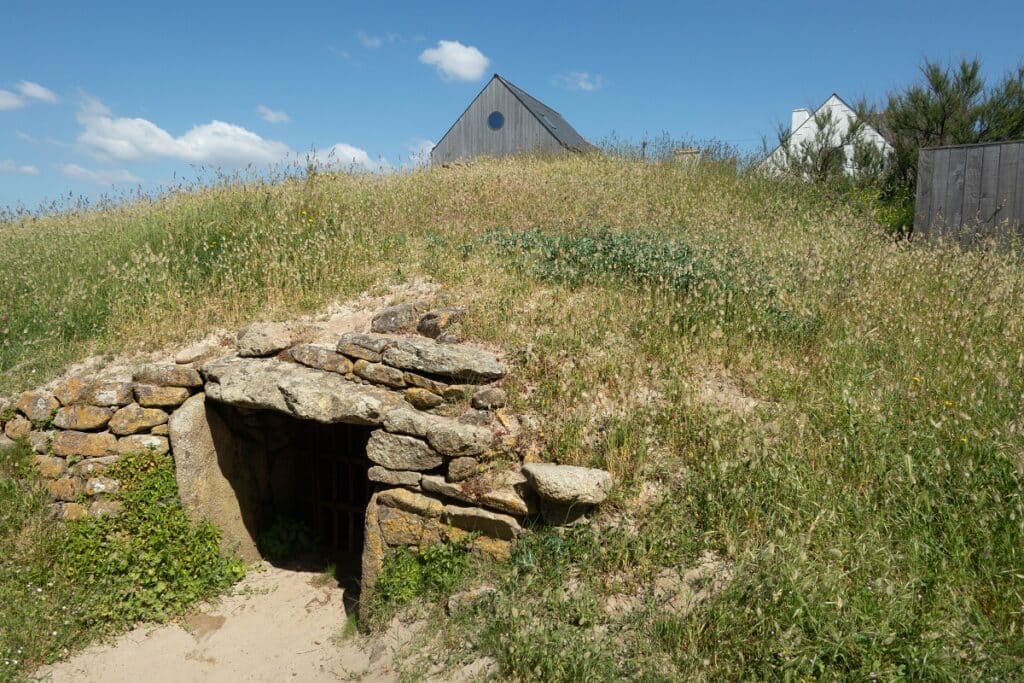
431,79,564,165
914,141,1024,239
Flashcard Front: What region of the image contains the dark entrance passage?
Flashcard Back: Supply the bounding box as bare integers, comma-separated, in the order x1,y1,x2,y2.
208,403,374,597
307,421,373,561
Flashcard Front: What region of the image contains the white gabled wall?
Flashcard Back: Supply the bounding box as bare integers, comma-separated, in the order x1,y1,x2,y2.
764,95,892,176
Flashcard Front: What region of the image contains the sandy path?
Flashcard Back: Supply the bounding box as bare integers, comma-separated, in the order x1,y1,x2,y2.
36,564,402,682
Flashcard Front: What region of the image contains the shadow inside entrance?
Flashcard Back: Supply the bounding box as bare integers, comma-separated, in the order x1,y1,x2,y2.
208,403,373,613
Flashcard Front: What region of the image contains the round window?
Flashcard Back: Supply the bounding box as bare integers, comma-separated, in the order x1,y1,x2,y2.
487,111,505,130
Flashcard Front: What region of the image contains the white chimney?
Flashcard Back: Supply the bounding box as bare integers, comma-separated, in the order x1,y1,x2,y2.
791,108,811,133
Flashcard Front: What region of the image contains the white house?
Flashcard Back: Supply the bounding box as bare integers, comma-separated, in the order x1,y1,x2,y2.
762,93,892,175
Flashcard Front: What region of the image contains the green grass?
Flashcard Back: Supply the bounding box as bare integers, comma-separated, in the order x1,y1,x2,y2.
2,154,1023,679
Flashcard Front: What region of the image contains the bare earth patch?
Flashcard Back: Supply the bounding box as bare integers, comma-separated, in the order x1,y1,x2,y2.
36,564,396,683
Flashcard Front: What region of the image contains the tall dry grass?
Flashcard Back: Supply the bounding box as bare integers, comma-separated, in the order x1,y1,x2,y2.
2,154,1023,679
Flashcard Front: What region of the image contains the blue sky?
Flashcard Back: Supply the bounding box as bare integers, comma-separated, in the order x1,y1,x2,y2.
2,0,1022,210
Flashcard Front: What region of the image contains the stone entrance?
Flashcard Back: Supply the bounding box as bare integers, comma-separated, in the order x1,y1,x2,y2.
197,402,374,574
3,301,614,620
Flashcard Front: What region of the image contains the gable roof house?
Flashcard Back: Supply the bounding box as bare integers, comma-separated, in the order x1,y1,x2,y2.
430,74,597,165
762,93,892,176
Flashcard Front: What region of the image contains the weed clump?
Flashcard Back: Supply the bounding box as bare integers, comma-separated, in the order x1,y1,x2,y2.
375,540,471,609
0,446,243,680
60,451,245,624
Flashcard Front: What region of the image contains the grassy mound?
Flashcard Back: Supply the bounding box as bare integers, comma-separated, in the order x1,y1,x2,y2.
2,155,1023,678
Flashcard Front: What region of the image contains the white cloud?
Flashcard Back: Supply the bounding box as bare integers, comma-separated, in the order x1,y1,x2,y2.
17,81,59,103
407,139,434,167
358,31,401,48
256,105,290,124
0,90,24,110
419,40,490,82
15,130,36,143
60,163,140,184
76,95,290,165
0,81,59,110
554,71,604,92
303,143,388,172
0,160,40,175
357,31,383,48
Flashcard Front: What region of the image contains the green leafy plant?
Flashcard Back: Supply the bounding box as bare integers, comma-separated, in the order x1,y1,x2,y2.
256,517,318,564
374,540,471,608
59,451,245,624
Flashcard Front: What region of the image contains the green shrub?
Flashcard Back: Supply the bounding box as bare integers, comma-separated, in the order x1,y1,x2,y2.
484,227,720,294
59,451,245,624
374,540,471,609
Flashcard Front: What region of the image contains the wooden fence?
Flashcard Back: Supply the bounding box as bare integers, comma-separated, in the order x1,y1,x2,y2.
914,140,1024,239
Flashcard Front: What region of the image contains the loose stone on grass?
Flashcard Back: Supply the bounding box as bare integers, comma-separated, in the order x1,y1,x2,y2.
370,303,420,334
174,340,223,365
471,386,507,410
61,503,89,521
417,307,464,339
522,463,613,525
447,585,496,615
236,322,295,357
89,500,124,518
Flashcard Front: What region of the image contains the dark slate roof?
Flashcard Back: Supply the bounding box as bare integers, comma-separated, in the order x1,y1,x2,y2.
494,74,597,153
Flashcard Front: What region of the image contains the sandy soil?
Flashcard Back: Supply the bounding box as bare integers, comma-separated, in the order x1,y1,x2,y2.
36,564,403,682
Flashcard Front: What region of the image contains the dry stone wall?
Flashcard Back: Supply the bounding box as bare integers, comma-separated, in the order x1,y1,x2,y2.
0,302,612,614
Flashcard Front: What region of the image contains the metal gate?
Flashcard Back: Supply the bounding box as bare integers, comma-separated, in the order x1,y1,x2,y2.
308,423,372,558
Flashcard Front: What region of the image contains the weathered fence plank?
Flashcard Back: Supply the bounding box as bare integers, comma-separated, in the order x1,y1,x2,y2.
978,145,1001,228
914,149,934,231
995,143,1019,227
945,148,967,229
929,148,951,235
915,140,1023,239
962,146,984,225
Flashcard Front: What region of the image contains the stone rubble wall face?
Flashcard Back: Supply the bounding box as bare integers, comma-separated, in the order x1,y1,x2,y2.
0,304,611,613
